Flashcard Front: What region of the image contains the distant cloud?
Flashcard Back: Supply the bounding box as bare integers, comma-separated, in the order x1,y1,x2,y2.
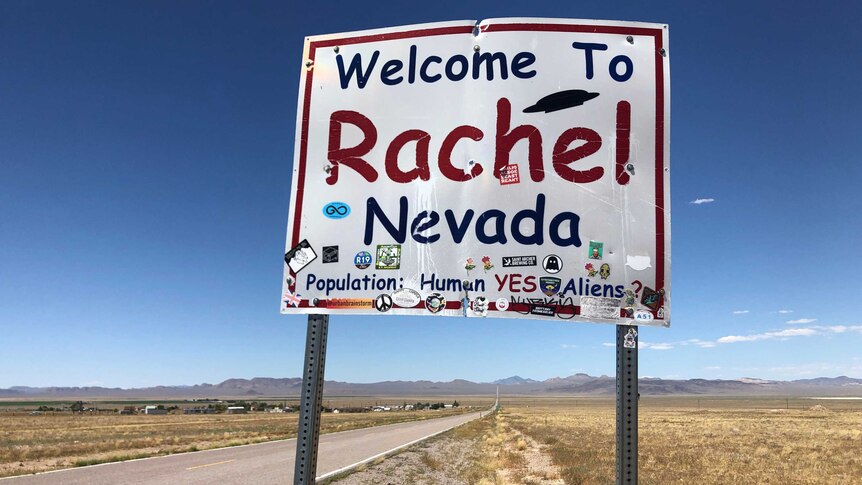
777,310,794,314
602,342,615,347
640,342,673,350
705,366,721,370
786,318,817,324
717,328,816,344
732,310,749,315
690,198,715,205
560,344,577,349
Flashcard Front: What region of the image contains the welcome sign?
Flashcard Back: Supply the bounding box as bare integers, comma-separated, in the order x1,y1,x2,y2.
282,18,670,326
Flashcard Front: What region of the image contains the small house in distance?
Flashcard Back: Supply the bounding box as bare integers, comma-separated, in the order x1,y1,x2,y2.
226,406,247,414
142,405,167,415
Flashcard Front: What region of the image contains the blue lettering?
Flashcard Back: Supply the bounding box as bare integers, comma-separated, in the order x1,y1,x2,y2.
444,209,475,243
511,193,545,245
411,210,441,244
571,42,608,80
472,51,508,80
511,52,537,79
476,210,507,244
420,56,442,82
336,51,379,89
445,55,469,81
381,59,404,85
549,212,582,247
609,55,633,82
364,196,407,244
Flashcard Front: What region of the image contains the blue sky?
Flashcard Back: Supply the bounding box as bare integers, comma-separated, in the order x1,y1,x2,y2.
1,1,860,388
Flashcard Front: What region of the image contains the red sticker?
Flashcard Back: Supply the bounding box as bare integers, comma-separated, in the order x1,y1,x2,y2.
499,164,520,185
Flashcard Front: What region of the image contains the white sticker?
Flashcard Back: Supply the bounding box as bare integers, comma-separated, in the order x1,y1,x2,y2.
634,310,654,322
580,296,621,320
392,288,421,308
625,255,652,271
496,298,510,311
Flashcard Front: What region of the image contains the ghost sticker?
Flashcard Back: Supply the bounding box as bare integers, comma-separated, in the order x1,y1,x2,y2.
543,254,562,274
585,262,598,277
588,241,603,260
284,240,317,274
599,263,611,280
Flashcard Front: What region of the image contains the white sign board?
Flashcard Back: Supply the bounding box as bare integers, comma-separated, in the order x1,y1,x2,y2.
282,18,670,327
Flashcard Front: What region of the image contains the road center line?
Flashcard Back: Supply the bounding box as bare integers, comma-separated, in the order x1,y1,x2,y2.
186,459,236,471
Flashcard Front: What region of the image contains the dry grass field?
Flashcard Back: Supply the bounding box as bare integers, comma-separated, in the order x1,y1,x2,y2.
498,397,862,485
0,403,474,478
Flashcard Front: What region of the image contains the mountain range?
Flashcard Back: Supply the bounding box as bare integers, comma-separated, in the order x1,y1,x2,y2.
2,374,861,399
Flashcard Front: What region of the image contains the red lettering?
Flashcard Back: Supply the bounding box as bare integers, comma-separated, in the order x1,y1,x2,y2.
615,101,631,185
509,273,522,292
523,275,537,293
438,126,484,181
326,110,379,185
385,129,430,183
495,98,544,182
552,127,603,184
494,274,508,292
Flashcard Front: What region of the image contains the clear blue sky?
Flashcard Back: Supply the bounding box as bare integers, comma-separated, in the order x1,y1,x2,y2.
1,1,860,388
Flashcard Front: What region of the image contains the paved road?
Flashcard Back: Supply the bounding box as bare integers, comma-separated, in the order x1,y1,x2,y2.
2,411,482,484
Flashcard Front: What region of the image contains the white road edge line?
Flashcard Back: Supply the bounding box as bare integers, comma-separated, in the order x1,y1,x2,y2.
0,410,486,482
316,410,487,482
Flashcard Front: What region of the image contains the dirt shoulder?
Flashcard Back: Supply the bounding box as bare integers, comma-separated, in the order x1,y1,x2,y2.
325,411,563,485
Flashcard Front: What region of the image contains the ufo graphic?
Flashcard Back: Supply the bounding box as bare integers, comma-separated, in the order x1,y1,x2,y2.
523,89,600,113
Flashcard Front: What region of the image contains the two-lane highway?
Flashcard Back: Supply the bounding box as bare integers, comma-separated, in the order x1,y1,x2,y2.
2,411,482,484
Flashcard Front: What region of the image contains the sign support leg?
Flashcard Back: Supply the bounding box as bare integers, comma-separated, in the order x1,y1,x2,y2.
616,325,638,484
293,314,329,485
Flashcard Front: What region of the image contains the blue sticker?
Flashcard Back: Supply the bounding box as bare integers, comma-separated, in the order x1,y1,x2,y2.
323,202,351,219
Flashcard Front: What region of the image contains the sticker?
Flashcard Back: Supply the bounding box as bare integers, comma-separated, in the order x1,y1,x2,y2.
284,240,317,274
542,254,562,274
464,258,476,271
624,307,635,317
599,263,611,280
657,307,666,319
322,246,339,263
588,241,603,260
634,309,654,322
425,293,446,313
461,296,470,316
392,288,421,307
376,244,401,270
499,163,520,185
625,255,652,271
623,289,637,307
354,250,372,269
374,294,393,312
322,202,351,220
585,262,598,277
539,277,561,297
481,256,494,272
501,255,537,267
640,287,665,311
580,296,621,319
624,328,638,349
472,296,488,317
530,305,556,317
282,289,302,308
327,298,374,309
496,298,510,311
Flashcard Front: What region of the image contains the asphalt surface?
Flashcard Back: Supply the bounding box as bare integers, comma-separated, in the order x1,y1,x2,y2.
2,411,482,484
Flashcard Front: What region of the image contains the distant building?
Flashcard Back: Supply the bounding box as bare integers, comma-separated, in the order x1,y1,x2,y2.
184,407,215,414
142,406,167,415
226,406,247,414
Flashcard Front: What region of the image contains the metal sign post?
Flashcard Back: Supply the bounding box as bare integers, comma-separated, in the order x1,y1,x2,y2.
616,325,638,484
293,314,329,485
